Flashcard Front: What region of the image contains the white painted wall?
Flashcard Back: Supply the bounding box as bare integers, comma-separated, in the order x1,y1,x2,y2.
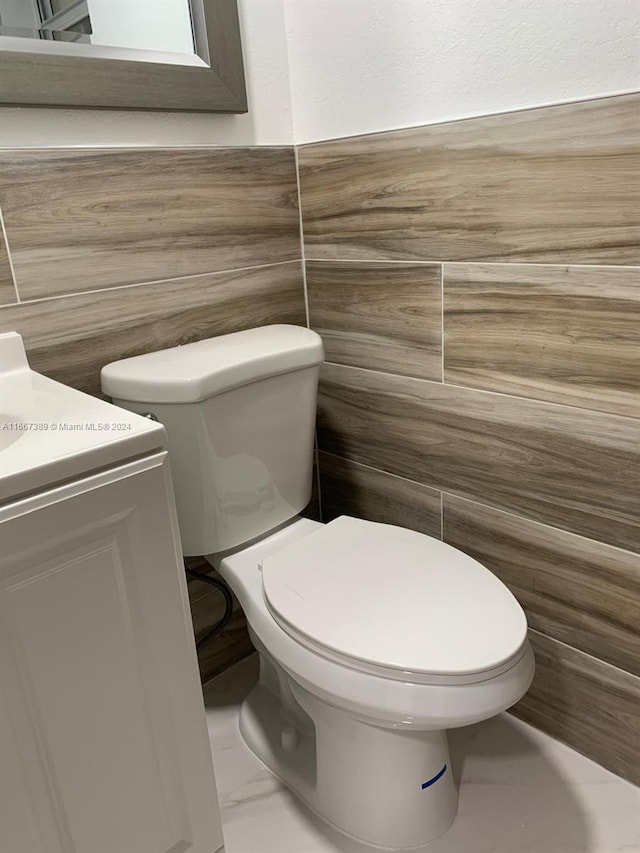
87,0,194,55
0,0,294,147
284,0,640,143
0,0,638,148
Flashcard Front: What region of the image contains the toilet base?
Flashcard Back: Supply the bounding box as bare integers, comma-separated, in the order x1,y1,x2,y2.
239,645,459,850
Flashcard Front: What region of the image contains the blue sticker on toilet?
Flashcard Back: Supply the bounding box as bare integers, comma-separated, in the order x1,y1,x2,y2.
421,764,447,790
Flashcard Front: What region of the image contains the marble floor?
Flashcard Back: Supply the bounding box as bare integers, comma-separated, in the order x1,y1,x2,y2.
203,656,640,853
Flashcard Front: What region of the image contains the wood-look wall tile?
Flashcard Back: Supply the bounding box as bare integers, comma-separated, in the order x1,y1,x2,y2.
306,261,442,380
319,451,442,538
512,631,640,785
0,148,301,300
195,607,254,686
444,264,640,418
298,95,640,264
0,262,306,398
188,581,230,637
301,452,322,522
317,364,640,553
443,494,640,675
185,557,254,685
0,222,15,305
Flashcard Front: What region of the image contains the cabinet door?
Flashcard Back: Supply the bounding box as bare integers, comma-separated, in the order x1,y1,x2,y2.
0,454,223,853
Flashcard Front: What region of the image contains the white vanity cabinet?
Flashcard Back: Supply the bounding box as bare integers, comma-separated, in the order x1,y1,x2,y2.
0,452,224,853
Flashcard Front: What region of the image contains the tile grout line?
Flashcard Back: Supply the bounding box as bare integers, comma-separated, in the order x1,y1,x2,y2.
440,377,640,423
303,258,640,270
323,360,640,423
435,261,640,270
293,146,310,328
305,258,442,266
0,258,302,308
526,626,640,676
294,147,323,519
0,205,20,303
314,449,323,524
440,489,640,559
317,449,441,494
440,263,444,383
316,450,640,560
296,90,639,149
0,144,298,153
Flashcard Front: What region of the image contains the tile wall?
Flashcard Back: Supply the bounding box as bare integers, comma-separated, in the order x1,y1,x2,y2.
298,94,640,783
1,94,638,775
0,146,307,682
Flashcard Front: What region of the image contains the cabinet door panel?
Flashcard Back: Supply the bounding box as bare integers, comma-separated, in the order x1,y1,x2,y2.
0,455,223,853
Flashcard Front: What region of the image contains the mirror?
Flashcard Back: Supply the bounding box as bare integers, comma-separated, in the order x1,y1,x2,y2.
0,0,196,55
0,0,246,112
0,0,96,46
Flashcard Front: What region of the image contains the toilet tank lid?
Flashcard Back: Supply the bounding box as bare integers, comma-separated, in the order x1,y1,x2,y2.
100,325,324,404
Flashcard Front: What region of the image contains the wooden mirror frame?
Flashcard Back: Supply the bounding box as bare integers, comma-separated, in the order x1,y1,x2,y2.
0,0,247,112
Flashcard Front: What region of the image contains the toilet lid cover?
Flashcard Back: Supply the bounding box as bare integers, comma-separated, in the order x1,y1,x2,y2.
261,516,527,677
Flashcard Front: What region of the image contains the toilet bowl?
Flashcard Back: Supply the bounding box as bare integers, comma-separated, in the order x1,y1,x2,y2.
209,515,534,850
100,325,534,850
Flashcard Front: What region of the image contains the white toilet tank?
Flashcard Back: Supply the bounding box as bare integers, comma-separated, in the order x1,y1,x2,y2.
101,325,324,555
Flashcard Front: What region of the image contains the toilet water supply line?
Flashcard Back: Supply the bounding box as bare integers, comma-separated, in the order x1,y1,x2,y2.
185,569,234,652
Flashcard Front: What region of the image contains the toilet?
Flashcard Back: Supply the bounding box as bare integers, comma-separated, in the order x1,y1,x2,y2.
101,324,534,850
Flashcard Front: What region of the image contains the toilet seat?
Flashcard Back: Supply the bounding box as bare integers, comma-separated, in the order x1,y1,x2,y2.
261,516,527,684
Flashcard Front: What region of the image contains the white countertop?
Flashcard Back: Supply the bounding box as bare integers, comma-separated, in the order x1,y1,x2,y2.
0,333,166,504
